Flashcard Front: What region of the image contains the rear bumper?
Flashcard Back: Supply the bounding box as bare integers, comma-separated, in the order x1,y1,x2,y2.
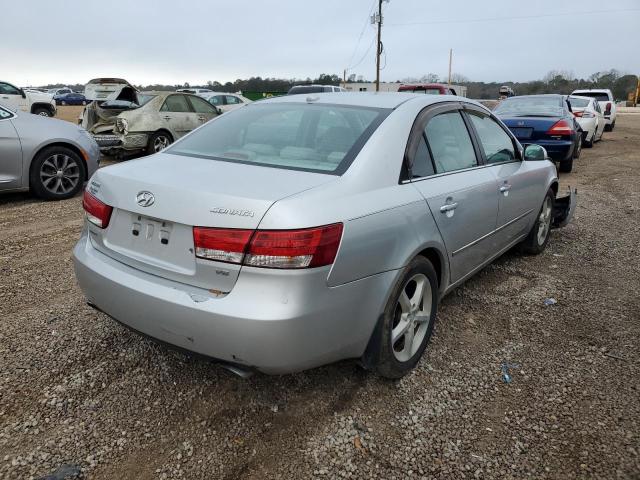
73,230,395,374
526,139,574,161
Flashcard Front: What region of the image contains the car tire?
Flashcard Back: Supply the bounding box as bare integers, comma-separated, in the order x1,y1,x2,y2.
573,137,582,159
29,146,86,200
33,108,52,117
559,158,573,173
520,188,554,255
584,130,594,148
609,120,615,131
372,256,438,379
146,131,173,155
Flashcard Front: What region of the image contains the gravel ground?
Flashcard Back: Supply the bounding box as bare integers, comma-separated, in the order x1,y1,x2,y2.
1,115,638,480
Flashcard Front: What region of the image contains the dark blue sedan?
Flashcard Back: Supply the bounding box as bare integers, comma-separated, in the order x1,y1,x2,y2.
54,92,89,106
494,94,582,172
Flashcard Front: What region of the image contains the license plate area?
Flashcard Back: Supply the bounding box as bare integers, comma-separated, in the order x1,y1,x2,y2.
511,127,533,139
100,210,196,275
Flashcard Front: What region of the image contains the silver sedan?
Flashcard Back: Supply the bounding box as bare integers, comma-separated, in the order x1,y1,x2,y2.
0,103,100,199
73,93,574,378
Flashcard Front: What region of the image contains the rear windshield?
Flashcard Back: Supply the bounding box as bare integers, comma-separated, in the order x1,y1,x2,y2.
288,86,326,95
402,88,442,95
100,94,156,110
167,103,389,174
494,96,563,117
572,92,610,102
568,96,591,108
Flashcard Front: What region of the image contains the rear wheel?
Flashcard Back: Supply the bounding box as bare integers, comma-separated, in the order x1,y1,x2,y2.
29,146,86,200
520,188,554,254
584,130,594,148
372,256,438,379
573,137,582,158
559,158,573,173
146,131,173,155
33,108,52,117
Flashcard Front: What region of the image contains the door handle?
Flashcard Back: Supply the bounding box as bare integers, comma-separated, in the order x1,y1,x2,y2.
197,115,206,121
440,202,458,213
499,184,512,193
163,115,172,120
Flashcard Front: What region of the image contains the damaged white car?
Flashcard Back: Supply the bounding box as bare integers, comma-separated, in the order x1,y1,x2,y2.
81,87,220,157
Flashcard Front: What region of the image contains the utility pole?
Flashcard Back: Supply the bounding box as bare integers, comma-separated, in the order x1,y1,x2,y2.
448,49,453,85
375,0,383,92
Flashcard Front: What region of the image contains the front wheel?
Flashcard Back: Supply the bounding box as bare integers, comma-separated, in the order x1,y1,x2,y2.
29,146,86,200
520,189,554,255
372,256,438,379
559,158,573,173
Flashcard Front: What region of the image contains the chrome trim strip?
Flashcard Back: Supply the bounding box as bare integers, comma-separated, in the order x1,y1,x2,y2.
452,208,534,257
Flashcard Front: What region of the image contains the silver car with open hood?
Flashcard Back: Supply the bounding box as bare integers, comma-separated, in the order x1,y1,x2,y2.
73,93,575,377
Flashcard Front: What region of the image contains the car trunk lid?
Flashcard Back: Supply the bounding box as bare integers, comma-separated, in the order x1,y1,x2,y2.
501,116,564,142
86,153,335,292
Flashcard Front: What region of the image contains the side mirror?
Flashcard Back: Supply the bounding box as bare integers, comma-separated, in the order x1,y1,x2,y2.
216,107,223,115
20,89,26,99
523,144,548,161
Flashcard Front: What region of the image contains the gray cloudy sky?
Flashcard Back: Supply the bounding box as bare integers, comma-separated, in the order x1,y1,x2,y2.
4,0,639,86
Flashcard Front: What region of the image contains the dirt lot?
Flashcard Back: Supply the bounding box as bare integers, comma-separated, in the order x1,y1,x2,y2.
1,114,638,480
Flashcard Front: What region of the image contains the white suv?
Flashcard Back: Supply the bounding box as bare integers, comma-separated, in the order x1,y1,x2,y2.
571,89,617,131
0,80,57,117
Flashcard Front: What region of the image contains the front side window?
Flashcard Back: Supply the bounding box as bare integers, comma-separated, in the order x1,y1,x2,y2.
468,113,516,164
0,82,21,95
161,94,192,113
167,103,388,174
424,111,477,173
189,96,218,114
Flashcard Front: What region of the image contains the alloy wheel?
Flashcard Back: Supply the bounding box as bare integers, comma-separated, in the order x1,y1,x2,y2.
391,273,432,362
39,154,81,196
153,136,170,152
537,196,553,245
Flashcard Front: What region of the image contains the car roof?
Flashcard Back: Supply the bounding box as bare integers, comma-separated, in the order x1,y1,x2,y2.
260,92,479,109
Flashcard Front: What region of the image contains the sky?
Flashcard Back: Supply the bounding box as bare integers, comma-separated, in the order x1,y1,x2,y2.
3,0,639,87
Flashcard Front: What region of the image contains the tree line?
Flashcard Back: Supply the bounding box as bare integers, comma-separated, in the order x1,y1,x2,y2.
39,69,636,100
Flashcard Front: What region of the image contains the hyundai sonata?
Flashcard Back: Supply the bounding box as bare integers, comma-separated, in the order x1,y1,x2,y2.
73,93,574,378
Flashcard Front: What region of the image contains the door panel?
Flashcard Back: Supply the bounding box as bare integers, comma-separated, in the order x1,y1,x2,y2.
160,94,198,138
408,107,499,284
0,119,23,190
412,170,498,283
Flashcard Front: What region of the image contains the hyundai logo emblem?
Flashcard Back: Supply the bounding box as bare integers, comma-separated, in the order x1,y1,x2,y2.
136,191,155,207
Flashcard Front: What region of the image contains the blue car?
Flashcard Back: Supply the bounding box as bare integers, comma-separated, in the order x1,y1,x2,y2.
54,92,89,106
494,94,582,173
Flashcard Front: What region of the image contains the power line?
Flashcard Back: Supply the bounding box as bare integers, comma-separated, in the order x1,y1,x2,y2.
346,0,377,70
386,8,640,26
349,35,377,71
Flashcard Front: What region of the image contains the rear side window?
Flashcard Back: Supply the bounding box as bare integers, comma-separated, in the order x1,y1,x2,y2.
0,106,12,119
167,103,388,174
411,137,435,178
468,113,516,164
424,112,477,173
161,95,192,112
188,96,218,114
225,95,242,105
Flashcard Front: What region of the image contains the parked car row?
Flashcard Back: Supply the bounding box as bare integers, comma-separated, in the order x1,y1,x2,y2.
493,89,615,172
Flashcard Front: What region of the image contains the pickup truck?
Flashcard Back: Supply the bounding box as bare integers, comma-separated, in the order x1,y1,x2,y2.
571,88,617,131
0,80,57,117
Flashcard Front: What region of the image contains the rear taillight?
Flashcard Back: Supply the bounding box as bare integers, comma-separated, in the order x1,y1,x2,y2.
193,228,253,264
246,224,343,269
573,111,583,117
605,102,612,112
546,119,574,136
192,223,343,269
581,111,595,118
82,191,112,228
